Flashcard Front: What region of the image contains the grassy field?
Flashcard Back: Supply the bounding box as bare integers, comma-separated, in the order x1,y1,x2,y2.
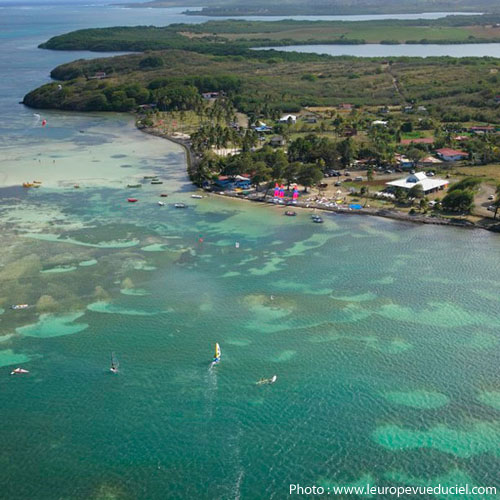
454,164,500,183
218,25,479,43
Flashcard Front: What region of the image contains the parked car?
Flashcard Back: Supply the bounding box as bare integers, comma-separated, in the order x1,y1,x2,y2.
344,171,351,176
345,178,353,182
354,176,363,181
334,181,342,187
487,205,495,212
384,169,393,174
488,194,494,201
426,171,435,177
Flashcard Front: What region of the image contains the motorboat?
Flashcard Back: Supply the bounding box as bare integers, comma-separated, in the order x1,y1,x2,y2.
11,304,29,310
191,194,203,199
127,183,142,188
285,211,297,216
151,180,163,185
158,201,165,206
174,203,186,208
160,193,168,197
312,216,324,223
127,198,138,203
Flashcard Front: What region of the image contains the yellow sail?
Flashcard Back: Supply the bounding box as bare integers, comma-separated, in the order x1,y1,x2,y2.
214,342,221,360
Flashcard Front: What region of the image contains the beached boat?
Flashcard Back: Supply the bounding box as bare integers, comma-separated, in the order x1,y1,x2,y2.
174,203,186,208
127,183,142,188
127,198,138,203
191,194,203,199
11,304,29,310
10,367,29,375
285,211,297,216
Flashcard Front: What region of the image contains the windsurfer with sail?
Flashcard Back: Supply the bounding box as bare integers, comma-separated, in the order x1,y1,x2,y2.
212,343,221,365
110,352,119,373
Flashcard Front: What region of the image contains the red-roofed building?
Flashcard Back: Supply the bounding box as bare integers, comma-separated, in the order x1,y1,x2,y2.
338,103,353,111
435,148,468,162
400,137,434,145
470,125,495,134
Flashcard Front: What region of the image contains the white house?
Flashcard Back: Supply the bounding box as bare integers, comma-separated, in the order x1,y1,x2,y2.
435,148,468,162
279,114,297,124
386,172,448,194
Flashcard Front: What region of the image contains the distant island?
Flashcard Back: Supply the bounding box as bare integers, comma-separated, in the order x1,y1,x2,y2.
37,16,500,53
121,0,500,16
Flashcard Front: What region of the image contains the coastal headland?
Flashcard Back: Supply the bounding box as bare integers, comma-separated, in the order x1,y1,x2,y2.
23,16,500,230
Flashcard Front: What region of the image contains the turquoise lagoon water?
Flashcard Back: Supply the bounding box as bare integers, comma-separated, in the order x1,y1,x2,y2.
1,3,500,499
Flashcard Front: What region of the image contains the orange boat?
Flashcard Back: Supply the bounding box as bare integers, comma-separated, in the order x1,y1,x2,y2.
22,182,34,188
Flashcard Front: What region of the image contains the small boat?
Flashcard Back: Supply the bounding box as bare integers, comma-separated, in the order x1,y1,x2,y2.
191,194,203,199
212,342,221,365
127,183,142,188
285,211,297,216
151,180,163,185
127,198,138,203
74,184,80,189
235,242,240,249
257,375,277,385
160,193,168,197
312,216,324,223
10,367,29,375
158,201,165,206
11,304,29,310
174,203,186,209
33,180,42,184
110,352,119,374
22,182,34,188
143,175,156,179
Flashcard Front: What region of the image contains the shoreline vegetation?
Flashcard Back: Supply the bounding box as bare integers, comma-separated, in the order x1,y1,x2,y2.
38,17,500,52
23,17,500,232
118,0,500,17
